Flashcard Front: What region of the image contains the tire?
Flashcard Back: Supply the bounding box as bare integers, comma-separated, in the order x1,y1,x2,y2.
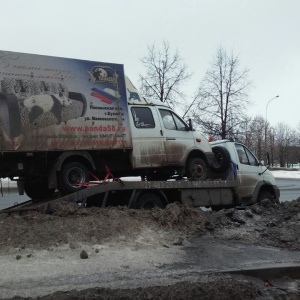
186,157,208,180
59,162,90,194
257,191,275,203
211,204,234,211
85,194,105,208
211,146,231,173
135,192,165,210
24,177,55,200
211,205,223,211
68,92,87,117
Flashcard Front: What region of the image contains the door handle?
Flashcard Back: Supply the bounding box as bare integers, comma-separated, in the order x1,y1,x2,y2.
166,138,176,140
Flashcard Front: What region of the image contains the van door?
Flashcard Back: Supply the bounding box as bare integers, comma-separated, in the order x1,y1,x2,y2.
234,143,264,200
158,108,195,164
129,106,166,168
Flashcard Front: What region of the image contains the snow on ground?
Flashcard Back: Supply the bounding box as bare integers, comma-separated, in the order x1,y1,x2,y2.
271,170,300,179
1,178,17,188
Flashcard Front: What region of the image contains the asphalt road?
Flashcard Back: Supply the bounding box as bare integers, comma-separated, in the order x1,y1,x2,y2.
1,235,300,299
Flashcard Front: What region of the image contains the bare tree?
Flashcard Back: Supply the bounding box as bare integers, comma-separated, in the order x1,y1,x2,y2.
292,122,300,166
139,40,191,109
234,116,253,147
248,116,266,161
191,47,252,139
274,123,293,167
237,118,299,167
235,115,266,160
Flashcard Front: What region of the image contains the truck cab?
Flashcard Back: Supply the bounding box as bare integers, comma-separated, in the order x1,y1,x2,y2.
125,77,219,180
210,140,280,205
128,98,215,177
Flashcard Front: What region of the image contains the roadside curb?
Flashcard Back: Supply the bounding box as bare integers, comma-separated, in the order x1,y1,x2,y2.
219,262,300,279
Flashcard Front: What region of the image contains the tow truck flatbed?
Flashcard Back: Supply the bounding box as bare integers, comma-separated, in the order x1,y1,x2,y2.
0,179,239,215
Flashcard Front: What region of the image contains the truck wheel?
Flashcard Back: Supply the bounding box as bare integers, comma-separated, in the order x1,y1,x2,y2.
211,146,231,173
211,205,223,211
59,162,90,194
186,157,208,180
24,178,55,200
258,191,275,203
135,192,165,210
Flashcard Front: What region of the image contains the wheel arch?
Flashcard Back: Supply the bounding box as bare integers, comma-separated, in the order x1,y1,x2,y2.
48,151,96,189
252,181,278,204
184,149,208,166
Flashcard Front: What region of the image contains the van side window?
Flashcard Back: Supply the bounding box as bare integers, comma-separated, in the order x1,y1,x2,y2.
236,146,248,164
245,148,258,166
131,107,155,128
159,109,186,131
235,144,258,166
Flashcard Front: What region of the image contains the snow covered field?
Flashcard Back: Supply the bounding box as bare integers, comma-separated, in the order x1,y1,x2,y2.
271,170,300,179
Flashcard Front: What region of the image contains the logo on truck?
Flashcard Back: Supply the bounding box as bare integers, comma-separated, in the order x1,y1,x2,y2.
88,66,118,84
90,87,117,105
88,65,120,105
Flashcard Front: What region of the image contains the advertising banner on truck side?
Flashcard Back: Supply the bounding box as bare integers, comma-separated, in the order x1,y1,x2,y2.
0,50,132,151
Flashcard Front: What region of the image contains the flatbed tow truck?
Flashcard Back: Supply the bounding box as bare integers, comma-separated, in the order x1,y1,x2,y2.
0,176,239,215
0,140,280,215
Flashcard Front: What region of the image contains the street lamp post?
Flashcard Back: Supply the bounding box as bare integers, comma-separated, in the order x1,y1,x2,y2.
265,95,279,164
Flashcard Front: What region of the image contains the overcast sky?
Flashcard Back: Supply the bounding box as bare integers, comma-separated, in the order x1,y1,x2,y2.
1,0,299,128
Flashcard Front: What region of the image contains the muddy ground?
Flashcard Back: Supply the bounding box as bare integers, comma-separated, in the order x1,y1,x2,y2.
1,198,300,299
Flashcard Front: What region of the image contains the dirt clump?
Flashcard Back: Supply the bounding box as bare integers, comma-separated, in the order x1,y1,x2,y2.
210,199,300,250
20,278,262,300
0,202,209,253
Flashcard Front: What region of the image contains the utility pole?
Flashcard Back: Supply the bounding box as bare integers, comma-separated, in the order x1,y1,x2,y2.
265,95,279,164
